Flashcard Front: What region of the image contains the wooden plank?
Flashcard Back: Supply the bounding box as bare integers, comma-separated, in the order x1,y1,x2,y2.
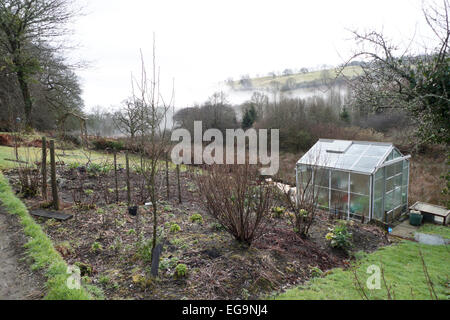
410,201,449,218
410,201,449,226
30,210,73,221
3,159,28,164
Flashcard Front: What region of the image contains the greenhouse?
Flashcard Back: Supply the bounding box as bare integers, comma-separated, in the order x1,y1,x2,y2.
296,139,411,223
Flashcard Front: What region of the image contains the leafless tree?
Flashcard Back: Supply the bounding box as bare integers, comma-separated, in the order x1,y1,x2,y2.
0,0,82,130
132,37,174,262
113,98,146,139
340,0,449,146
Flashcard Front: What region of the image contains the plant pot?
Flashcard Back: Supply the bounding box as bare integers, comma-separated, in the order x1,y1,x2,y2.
128,206,138,216
409,212,423,226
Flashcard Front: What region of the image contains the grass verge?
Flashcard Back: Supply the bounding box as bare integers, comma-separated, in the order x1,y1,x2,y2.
276,232,449,300
0,173,99,300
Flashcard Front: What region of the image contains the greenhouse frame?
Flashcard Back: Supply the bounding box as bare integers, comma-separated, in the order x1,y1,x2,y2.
296,139,411,223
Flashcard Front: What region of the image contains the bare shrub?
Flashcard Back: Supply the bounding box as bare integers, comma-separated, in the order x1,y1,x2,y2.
17,166,41,198
195,164,274,246
16,147,41,198
282,150,330,238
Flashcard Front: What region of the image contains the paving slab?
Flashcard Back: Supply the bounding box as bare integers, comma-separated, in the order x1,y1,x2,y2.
391,219,418,239
414,233,449,246
30,209,73,221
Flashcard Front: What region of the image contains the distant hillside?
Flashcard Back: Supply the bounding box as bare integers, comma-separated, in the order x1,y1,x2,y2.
230,65,362,92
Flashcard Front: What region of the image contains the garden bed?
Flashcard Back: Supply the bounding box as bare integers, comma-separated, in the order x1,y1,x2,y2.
4,164,389,300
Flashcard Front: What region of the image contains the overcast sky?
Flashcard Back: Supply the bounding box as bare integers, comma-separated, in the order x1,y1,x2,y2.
71,0,437,112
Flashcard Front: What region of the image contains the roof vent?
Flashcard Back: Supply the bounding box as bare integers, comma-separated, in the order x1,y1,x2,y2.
325,141,352,154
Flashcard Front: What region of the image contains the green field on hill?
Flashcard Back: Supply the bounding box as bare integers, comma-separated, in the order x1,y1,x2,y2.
234,65,362,90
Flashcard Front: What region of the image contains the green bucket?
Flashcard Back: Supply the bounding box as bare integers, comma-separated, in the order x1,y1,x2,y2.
409,212,423,226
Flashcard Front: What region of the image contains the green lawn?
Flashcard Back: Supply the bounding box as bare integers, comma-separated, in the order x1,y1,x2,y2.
276,225,449,300
0,145,133,169
0,145,188,171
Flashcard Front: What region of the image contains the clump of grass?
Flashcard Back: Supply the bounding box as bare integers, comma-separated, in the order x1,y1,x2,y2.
0,174,97,300
170,223,181,233
90,242,103,253
174,264,188,278
190,213,203,224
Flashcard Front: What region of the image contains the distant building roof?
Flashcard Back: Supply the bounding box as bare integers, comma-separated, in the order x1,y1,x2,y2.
298,139,406,174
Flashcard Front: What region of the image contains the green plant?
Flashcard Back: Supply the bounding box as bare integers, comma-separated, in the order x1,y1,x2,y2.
170,223,181,233
135,236,153,263
87,163,113,175
210,222,226,231
109,237,123,252
68,162,82,170
91,241,103,253
99,275,110,285
271,206,286,219
159,256,179,271
170,237,183,246
84,189,94,195
309,265,323,278
175,264,187,278
190,213,203,224
75,262,93,277
326,222,353,251
241,288,250,300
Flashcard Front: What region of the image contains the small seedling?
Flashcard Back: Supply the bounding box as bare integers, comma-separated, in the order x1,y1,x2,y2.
91,241,103,253
210,222,226,231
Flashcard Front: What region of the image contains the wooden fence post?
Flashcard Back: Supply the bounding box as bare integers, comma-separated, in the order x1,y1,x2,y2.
165,152,170,200
41,137,47,200
177,164,182,204
114,152,119,203
126,151,131,206
49,140,59,210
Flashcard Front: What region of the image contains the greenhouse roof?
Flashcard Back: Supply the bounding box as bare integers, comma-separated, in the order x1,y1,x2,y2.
298,139,405,174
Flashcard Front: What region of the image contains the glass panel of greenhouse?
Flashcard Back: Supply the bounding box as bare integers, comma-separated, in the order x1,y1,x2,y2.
297,139,410,222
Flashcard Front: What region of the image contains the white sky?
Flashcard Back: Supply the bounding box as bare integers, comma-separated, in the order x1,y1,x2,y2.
71,0,437,112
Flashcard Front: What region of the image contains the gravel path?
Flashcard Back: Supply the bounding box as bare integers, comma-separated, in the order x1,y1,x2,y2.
0,206,44,300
